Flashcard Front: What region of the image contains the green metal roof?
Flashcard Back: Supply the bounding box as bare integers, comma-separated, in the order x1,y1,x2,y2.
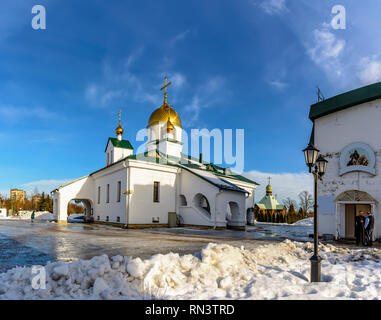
179,154,259,185
256,195,284,210
105,137,133,151
309,82,381,121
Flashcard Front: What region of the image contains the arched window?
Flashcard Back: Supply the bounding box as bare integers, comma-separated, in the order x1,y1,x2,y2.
194,193,211,215
179,195,187,206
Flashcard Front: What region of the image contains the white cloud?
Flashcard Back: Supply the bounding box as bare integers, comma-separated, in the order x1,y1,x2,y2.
243,170,313,203
205,75,226,93
0,105,58,122
257,0,288,15
305,26,346,83
169,72,186,88
84,50,186,108
268,79,288,89
170,30,191,46
182,75,227,126
21,179,74,194
308,28,345,64
357,56,381,85
184,96,201,125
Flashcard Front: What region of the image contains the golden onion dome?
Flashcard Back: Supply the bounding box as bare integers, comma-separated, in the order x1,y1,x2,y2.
115,123,124,136
266,184,273,193
115,109,124,136
147,104,182,128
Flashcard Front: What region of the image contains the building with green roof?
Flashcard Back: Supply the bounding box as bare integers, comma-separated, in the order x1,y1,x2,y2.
52,77,259,230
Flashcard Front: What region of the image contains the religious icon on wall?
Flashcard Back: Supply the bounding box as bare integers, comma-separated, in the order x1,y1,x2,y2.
339,142,375,176
347,149,369,167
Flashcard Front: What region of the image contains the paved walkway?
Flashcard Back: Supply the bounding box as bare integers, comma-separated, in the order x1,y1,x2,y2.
0,221,272,273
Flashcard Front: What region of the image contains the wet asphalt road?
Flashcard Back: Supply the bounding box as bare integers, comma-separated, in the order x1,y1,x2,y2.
0,221,278,273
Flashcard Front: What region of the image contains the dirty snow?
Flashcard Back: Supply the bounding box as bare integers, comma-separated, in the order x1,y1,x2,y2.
0,240,380,300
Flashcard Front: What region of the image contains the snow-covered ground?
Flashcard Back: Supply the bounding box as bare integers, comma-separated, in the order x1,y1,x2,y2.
0,211,56,222
0,240,380,300
294,217,313,226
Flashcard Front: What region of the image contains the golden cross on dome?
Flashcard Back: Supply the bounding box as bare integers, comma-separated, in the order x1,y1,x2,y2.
160,76,172,105
118,109,122,122
268,177,271,185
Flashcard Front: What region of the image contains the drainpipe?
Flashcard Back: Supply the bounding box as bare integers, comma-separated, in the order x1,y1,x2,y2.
214,190,224,229
123,160,130,228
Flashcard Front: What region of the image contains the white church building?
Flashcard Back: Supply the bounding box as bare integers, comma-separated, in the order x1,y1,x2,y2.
310,82,381,241
52,77,258,229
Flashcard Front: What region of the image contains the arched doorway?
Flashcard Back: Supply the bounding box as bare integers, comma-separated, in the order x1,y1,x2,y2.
226,201,240,224
67,199,93,222
335,190,376,239
193,193,211,216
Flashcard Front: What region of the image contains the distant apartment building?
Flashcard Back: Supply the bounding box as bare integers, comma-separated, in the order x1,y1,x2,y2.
32,195,42,207
10,189,27,203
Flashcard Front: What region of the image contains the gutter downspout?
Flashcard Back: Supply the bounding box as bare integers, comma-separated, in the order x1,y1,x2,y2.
123,160,130,229
214,190,224,229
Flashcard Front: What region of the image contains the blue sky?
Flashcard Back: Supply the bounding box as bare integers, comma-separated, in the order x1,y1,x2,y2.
1,0,380,201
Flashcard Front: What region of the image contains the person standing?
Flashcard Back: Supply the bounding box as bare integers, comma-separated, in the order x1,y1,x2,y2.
364,211,374,247
31,210,35,223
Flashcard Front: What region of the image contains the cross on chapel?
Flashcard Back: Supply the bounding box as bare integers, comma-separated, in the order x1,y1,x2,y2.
161,76,172,105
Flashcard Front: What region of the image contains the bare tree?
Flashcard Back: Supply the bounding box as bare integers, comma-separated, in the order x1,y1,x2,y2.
33,187,40,196
298,191,313,214
282,197,296,209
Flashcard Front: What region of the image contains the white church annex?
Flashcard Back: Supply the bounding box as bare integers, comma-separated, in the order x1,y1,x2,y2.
310,82,381,241
52,77,258,229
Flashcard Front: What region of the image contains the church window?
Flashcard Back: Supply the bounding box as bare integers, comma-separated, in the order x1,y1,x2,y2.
153,181,160,202
111,150,114,163
107,153,109,165
106,184,110,203
116,216,120,222
117,181,121,202
106,216,109,222
97,216,100,221
97,186,101,204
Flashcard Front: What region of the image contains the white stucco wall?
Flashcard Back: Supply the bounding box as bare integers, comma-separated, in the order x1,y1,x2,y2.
128,161,178,225
92,164,127,224
54,175,94,222
314,99,381,239
105,141,133,166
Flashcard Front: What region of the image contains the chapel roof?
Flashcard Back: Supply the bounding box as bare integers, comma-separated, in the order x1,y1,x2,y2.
256,195,284,211
309,82,381,121
105,137,134,152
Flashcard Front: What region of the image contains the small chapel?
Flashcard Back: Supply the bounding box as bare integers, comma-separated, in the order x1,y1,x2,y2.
254,178,286,217
52,77,259,230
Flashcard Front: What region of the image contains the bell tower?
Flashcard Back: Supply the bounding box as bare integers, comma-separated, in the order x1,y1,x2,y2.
146,76,183,158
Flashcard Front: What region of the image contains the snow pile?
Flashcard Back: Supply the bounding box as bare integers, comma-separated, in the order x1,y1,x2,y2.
293,218,313,226
3,211,56,221
0,240,380,300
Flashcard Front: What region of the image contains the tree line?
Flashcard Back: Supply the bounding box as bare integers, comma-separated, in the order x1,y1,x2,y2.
0,191,53,213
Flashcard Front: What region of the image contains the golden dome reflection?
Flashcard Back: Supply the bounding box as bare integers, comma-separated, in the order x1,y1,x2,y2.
148,104,182,128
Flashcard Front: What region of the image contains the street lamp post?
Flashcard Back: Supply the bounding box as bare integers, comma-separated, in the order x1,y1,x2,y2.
302,144,328,282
